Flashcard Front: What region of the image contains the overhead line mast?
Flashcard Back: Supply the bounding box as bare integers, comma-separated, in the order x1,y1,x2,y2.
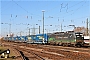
86,18,89,36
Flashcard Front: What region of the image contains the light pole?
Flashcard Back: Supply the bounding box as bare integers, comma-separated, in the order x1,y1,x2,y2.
39,26,40,34
86,18,89,36
29,28,30,36
9,23,11,35
42,10,45,35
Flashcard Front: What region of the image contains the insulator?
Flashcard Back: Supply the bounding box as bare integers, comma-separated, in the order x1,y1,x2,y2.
27,16,28,19
16,15,17,17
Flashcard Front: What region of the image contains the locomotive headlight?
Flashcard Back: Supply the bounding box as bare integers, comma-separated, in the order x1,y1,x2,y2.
80,34,83,35
82,36,84,37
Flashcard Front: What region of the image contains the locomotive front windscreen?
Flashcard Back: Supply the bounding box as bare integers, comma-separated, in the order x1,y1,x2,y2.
75,32,83,40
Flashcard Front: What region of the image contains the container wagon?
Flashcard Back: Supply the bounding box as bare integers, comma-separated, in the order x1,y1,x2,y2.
27,34,48,44
3,34,48,44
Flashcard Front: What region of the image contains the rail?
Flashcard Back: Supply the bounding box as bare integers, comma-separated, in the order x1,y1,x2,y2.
15,48,27,60
20,48,45,60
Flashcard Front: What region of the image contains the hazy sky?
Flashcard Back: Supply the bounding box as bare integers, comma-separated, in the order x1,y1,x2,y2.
1,0,90,37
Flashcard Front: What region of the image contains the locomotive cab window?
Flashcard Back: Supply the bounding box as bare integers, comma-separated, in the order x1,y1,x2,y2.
75,32,84,40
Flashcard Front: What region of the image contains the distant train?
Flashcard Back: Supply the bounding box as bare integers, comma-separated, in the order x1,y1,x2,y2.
3,32,90,47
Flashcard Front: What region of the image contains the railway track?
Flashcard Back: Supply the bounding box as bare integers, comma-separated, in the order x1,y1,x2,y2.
12,44,67,60
17,47,46,60
2,41,90,60
16,43,90,54
2,42,67,60
35,45,90,54
15,43,90,60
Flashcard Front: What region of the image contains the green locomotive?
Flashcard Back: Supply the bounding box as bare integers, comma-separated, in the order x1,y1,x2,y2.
48,31,90,47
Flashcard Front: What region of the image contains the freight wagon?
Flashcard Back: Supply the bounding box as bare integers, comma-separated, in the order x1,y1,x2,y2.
48,32,90,47
3,34,48,44
27,34,48,44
